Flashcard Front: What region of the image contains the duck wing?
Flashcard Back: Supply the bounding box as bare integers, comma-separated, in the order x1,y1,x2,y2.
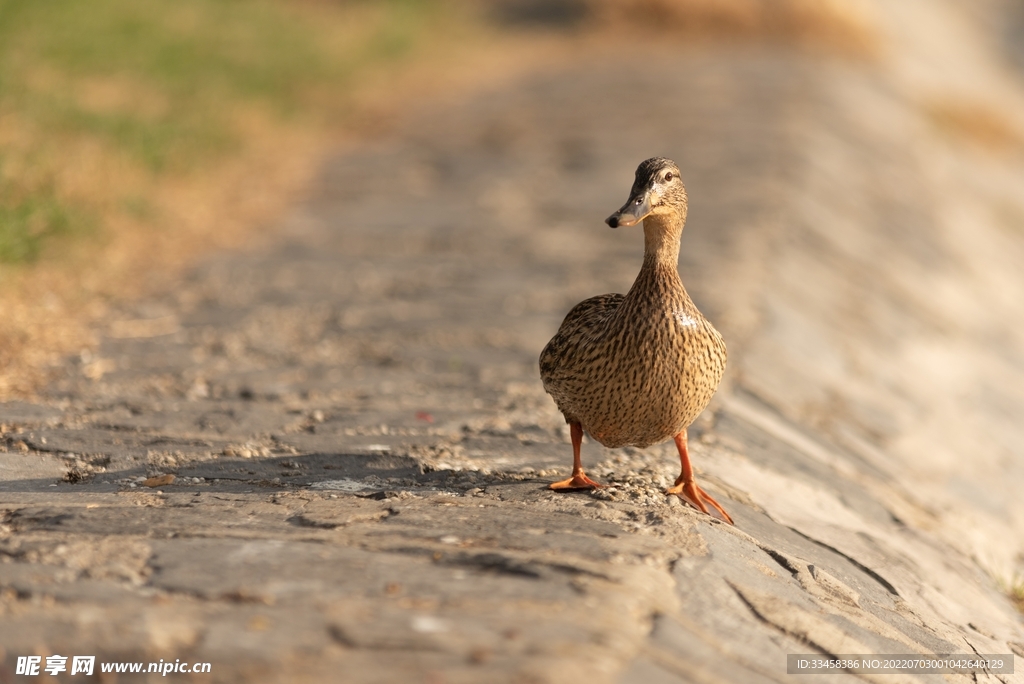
539,293,625,419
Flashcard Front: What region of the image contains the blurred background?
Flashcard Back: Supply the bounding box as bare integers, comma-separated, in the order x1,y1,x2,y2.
0,0,885,397
0,0,470,395
2,0,1024,610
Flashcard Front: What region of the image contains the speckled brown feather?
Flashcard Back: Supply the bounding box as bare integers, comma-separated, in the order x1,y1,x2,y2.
540,159,726,449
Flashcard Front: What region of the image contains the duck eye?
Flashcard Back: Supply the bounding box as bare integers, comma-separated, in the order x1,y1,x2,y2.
663,172,673,182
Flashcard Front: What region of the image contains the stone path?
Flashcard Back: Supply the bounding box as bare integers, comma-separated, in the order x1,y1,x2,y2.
3,3,1024,682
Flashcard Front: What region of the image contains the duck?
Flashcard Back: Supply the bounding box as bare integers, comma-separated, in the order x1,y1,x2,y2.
539,157,733,524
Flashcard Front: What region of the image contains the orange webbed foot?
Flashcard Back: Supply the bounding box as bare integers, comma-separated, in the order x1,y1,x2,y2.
550,421,602,491
549,472,603,491
666,480,734,525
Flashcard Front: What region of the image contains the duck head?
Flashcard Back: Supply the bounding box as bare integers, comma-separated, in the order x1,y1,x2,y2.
605,157,687,228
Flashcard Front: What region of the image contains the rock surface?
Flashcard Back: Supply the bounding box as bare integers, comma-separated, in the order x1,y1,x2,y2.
2,1,1024,682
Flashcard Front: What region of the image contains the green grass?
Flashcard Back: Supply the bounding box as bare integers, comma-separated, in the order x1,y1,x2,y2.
0,186,82,263
0,0,452,263
1011,577,1024,614
996,573,1024,614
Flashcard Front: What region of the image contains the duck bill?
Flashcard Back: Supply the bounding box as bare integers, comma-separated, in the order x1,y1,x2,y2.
605,192,652,228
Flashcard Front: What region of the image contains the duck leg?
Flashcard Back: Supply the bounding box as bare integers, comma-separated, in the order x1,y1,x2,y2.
666,432,733,524
549,422,603,491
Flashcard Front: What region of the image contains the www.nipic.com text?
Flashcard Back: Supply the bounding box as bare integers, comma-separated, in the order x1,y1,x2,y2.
15,655,212,676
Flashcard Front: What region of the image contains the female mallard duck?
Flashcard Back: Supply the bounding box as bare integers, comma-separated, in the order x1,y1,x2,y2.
539,157,733,524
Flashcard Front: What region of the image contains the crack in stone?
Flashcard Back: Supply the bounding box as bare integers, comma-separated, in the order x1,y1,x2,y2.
726,580,878,683
785,526,900,597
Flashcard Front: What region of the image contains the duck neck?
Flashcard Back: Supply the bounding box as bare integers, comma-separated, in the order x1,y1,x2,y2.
641,213,683,273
